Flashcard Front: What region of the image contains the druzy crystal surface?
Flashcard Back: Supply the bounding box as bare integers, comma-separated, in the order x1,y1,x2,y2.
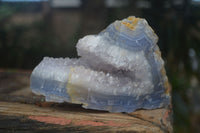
30,16,170,112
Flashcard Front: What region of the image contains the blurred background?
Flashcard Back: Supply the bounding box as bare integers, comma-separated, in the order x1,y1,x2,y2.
0,0,200,132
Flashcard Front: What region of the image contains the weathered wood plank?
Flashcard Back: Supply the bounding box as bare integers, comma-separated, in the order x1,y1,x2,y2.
0,69,173,132
0,101,172,132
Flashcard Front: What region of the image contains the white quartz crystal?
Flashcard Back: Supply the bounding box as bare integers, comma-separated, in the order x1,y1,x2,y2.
31,16,170,112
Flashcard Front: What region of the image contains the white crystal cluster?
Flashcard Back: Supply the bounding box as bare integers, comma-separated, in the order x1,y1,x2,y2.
31,16,170,112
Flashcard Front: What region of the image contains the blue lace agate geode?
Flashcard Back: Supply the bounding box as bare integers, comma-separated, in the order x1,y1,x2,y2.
30,16,170,112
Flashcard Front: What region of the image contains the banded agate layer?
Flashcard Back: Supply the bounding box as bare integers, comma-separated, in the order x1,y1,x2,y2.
31,16,170,112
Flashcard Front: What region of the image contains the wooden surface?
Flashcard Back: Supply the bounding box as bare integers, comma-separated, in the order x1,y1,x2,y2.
0,69,173,133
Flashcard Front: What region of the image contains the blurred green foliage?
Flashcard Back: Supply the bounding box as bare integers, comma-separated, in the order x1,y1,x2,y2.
145,1,200,132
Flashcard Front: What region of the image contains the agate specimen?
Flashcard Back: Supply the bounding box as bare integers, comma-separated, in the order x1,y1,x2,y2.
30,16,170,112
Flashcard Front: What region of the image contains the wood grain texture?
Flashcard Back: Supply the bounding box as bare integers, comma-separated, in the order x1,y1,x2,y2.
0,69,173,133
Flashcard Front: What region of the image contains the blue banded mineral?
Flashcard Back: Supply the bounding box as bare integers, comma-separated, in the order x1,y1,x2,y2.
30,16,170,112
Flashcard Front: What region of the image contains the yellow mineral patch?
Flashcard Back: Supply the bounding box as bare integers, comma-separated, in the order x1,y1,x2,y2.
127,16,135,21
155,50,161,57
154,46,170,95
121,17,141,30
67,67,74,86
66,68,89,104
67,83,79,103
161,64,170,95
161,67,166,76
67,83,90,105
165,81,170,95
66,67,79,103
160,61,170,95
